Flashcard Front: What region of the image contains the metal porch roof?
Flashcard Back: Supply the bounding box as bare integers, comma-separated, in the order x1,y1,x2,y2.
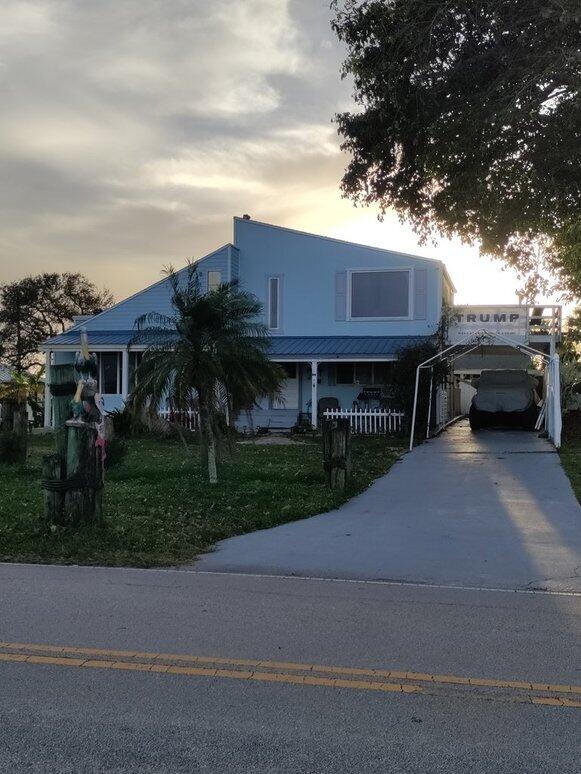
267,336,428,358
43,331,429,358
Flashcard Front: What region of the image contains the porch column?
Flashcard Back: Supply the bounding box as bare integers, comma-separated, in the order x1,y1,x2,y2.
43,350,52,428
121,348,130,401
310,360,318,428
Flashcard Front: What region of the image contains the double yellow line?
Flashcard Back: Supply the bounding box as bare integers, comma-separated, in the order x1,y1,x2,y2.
1,640,579,709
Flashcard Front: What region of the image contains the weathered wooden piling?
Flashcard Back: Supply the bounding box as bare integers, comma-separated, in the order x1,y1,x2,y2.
322,417,351,491
41,363,104,526
0,397,29,463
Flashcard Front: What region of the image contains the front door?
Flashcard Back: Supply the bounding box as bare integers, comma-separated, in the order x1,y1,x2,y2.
272,362,299,409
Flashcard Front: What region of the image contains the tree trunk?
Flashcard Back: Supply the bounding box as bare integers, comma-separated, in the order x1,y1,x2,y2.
207,429,218,485
198,390,218,484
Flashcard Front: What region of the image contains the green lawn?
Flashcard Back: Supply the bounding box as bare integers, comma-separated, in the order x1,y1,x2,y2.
0,433,404,567
560,413,581,503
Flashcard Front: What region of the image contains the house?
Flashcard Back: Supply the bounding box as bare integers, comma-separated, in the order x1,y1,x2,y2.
41,217,561,431
41,217,455,429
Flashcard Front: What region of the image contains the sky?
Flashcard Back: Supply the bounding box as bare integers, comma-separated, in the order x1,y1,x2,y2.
0,0,552,308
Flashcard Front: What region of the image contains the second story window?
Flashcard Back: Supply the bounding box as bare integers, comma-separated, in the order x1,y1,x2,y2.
268,276,280,330
208,271,221,292
349,269,411,320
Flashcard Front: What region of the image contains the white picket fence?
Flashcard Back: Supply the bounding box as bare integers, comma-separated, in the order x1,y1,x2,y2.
158,409,200,431
323,408,405,435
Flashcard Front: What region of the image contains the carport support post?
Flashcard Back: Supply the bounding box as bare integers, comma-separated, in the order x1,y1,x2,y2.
409,365,422,451
44,350,52,428
426,367,434,439
310,360,318,429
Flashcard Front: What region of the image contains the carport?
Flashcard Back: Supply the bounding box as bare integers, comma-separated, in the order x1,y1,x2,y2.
409,329,562,450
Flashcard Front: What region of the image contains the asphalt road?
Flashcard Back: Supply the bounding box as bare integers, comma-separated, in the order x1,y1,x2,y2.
1,563,580,773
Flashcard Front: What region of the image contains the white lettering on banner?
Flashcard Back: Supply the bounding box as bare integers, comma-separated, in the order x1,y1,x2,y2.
450,306,527,343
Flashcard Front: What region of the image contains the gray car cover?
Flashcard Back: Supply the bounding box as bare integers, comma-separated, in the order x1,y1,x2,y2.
472,370,538,413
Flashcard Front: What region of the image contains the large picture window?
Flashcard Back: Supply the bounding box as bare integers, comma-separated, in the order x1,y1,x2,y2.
349,270,410,319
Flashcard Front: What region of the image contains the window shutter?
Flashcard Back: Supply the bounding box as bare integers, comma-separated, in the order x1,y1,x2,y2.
414,268,427,320
335,271,347,320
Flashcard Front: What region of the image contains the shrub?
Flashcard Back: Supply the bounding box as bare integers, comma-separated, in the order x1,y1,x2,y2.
104,436,127,470
108,407,150,437
0,432,27,464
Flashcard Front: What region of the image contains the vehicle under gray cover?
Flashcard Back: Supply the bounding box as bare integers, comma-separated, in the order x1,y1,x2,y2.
469,369,539,430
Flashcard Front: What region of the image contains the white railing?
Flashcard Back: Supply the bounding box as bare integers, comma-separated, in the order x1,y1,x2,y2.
323,408,405,435
158,409,200,431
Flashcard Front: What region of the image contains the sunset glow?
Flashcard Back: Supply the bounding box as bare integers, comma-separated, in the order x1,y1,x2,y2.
0,0,560,308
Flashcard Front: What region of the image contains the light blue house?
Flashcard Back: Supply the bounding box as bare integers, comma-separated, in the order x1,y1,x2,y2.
41,217,455,429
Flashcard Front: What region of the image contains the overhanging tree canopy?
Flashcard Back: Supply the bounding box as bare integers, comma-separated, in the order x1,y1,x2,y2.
332,0,581,299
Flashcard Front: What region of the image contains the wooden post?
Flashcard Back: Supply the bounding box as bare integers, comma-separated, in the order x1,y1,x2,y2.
322,417,351,491
64,423,101,526
0,398,28,463
42,453,65,525
49,364,76,457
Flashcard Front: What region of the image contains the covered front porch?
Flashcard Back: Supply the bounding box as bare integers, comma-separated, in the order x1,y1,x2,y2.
42,334,425,433
245,360,398,432
239,335,426,433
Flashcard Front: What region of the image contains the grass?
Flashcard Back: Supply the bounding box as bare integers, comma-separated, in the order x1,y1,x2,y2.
560,412,581,503
0,433,404,567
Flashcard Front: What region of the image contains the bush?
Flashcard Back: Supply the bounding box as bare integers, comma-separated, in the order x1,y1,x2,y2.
0,432,27,464
385,340,449,436
104,436,127,470
108,407,150,437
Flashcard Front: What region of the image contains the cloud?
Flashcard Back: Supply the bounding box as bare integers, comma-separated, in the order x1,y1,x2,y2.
0,0,353,298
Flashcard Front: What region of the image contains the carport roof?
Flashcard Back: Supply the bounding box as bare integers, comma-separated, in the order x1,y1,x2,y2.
42,331,429,359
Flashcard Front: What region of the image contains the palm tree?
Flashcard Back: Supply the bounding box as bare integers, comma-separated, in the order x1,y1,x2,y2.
131,264,284,483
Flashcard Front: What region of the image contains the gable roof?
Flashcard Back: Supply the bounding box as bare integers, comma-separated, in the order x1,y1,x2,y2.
41,244,234,346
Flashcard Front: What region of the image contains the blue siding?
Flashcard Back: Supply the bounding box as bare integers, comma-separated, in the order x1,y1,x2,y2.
196,245,232,293
67,245,233,333
234,218,443,338
43,220,450,355
230,246,240,282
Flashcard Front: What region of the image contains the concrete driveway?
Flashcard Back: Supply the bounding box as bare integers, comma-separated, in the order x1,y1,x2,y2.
193,422,581,591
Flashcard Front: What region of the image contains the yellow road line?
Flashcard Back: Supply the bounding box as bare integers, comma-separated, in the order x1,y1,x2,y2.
0,652,421,695
0,640,580,707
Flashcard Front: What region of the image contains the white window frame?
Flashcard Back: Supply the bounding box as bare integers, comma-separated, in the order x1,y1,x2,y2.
347,267,413,321
267,275,281,331
335,362,394,386
208,271,221,292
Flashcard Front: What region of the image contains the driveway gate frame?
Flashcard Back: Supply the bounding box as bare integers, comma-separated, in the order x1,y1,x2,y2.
408,330,561,451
